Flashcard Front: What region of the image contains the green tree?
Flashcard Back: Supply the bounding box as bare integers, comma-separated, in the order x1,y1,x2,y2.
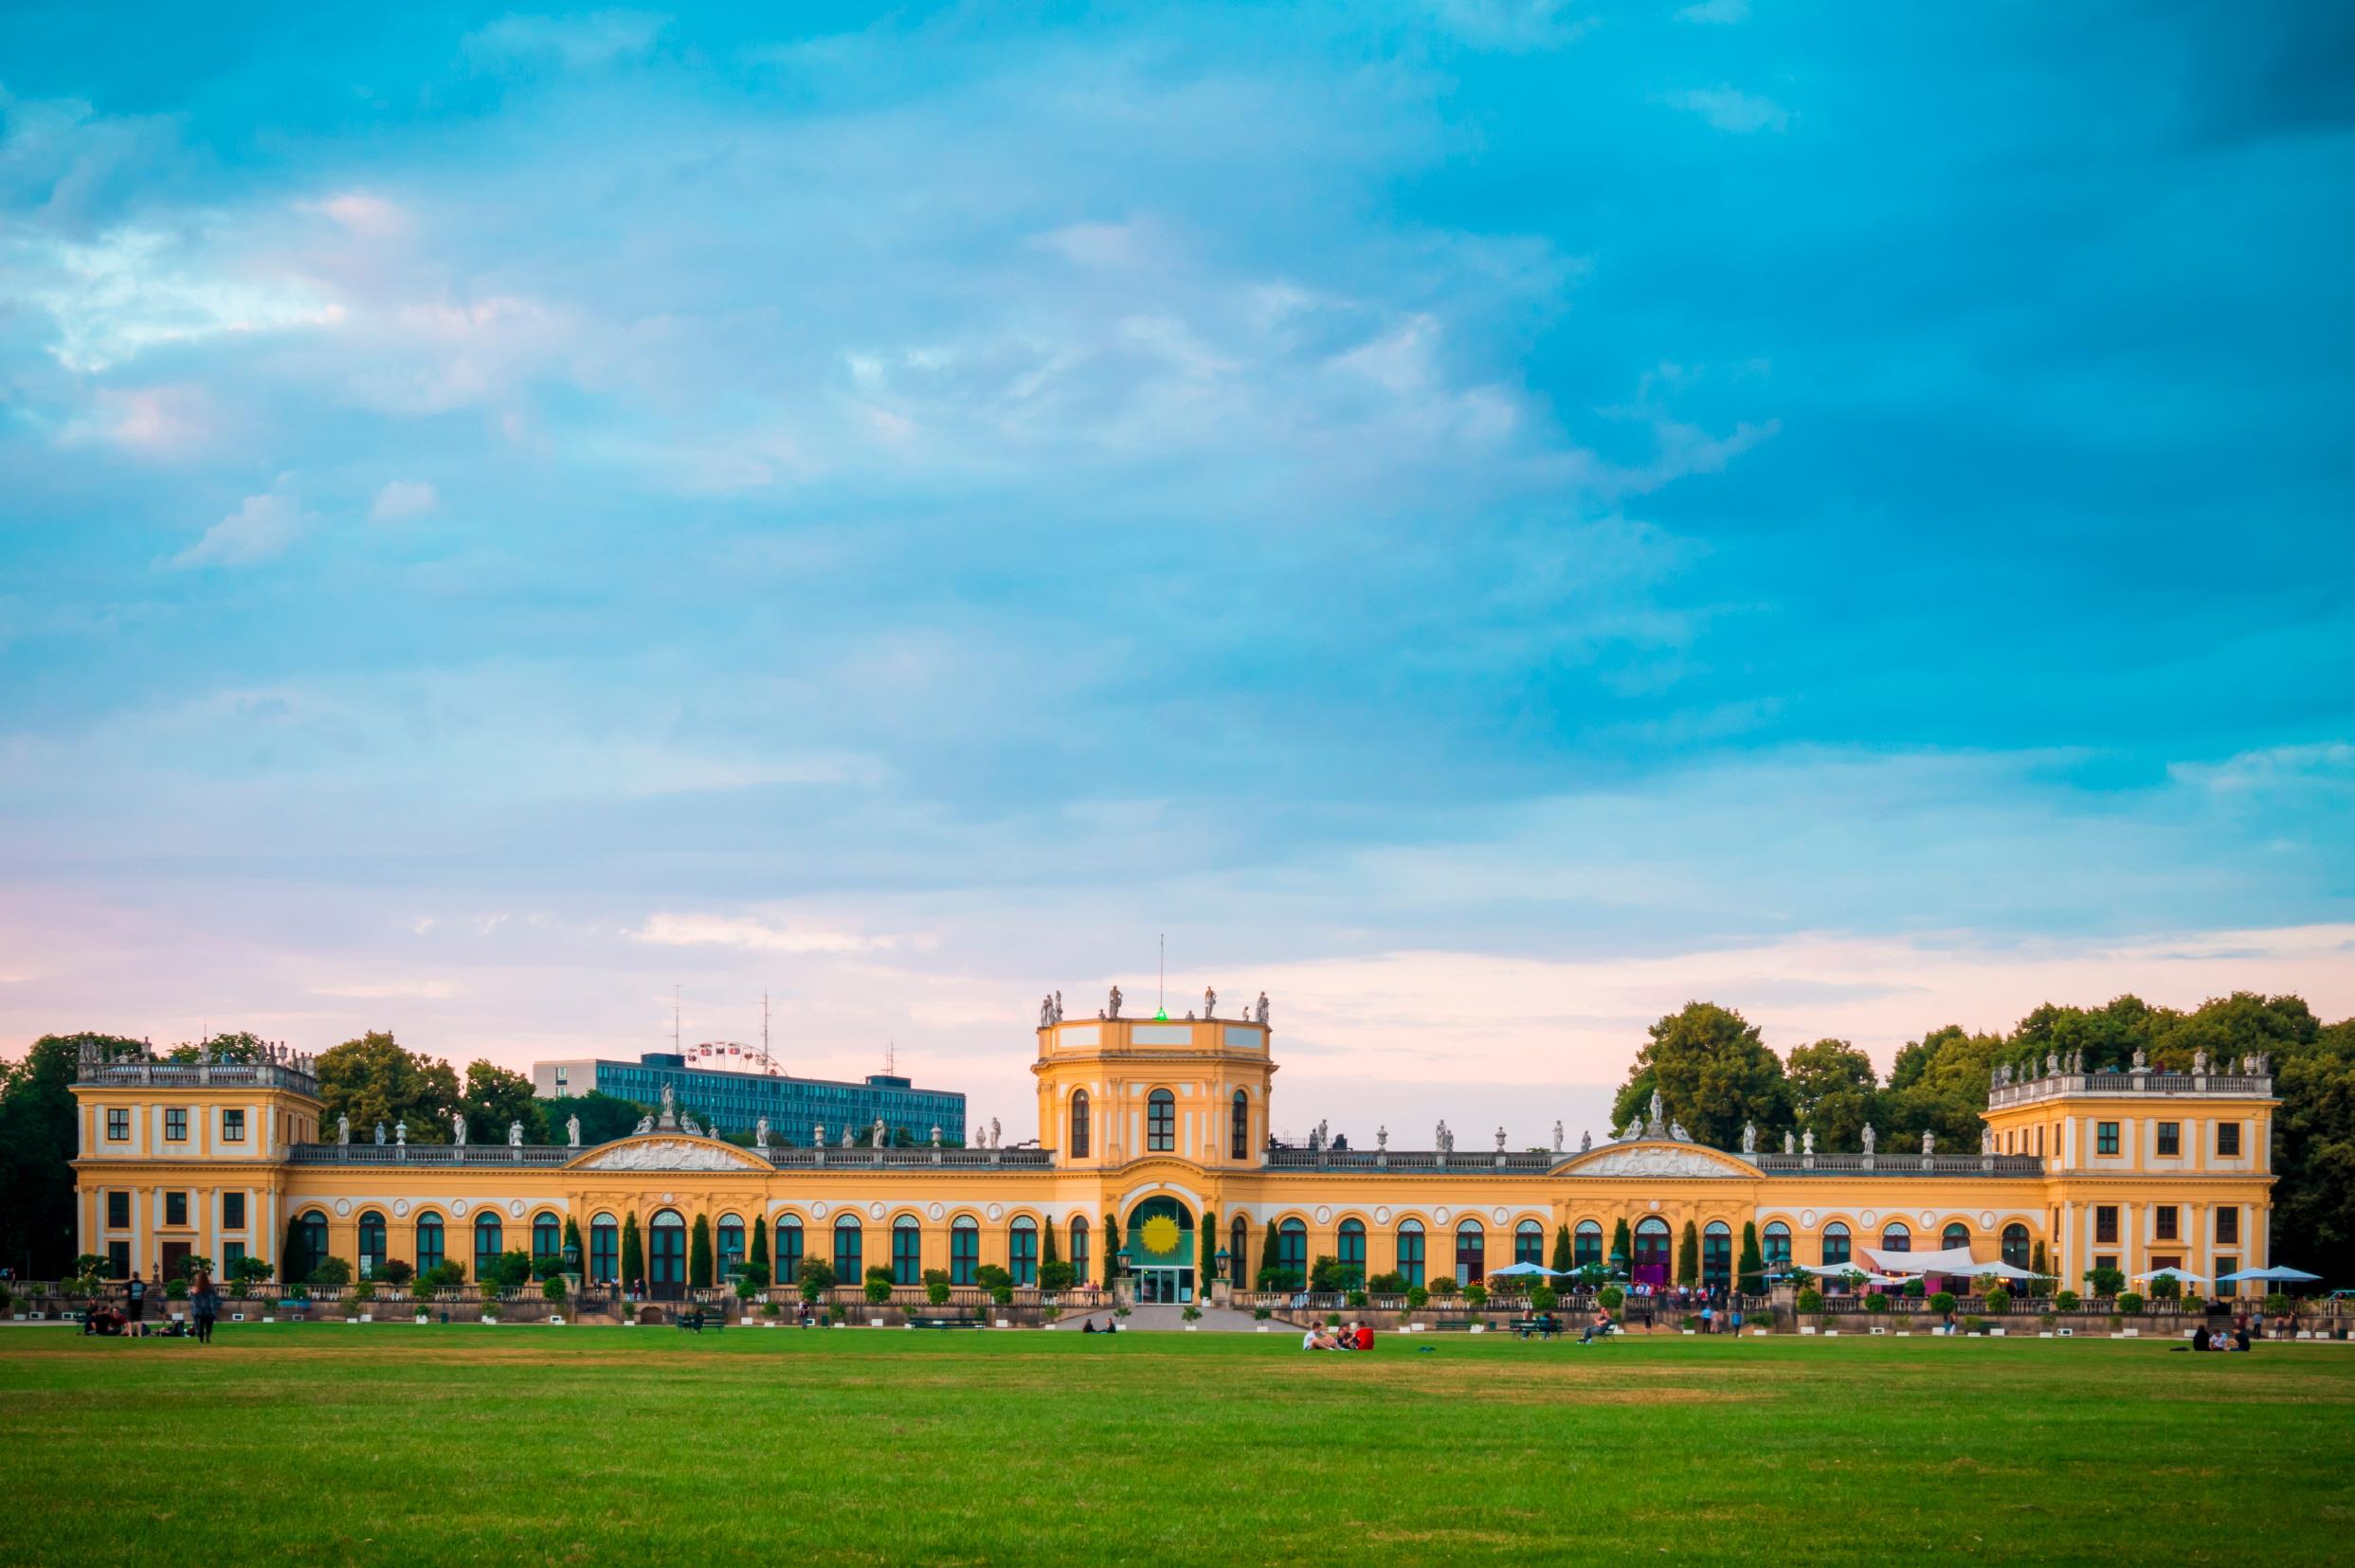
1042,1216,1061,1272
1676,1221,1700,1287
315,1032,461,1144
1609,1217,1633,1271
1550,1224,1573,1274
1611,1002,1792,1149
1200,1209,1219,1280
1102,1211,1120,1289
541,1091,648,1146
620,1212,643,1289
459,1060,547,1144
2271,1016,2355,1283
283,1216,312,1284
1879,1024,2006,1149
0,1034,119,1276
1785,1038,1877,1150
164,1030,266,1064
689,1215,714,1290
1738,1221,1766,1293
562,1217,583,1266
751,1216,770,1273
1257,1218,1283,1289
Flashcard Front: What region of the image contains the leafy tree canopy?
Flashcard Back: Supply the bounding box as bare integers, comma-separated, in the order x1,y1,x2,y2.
316,1032,460,1144
1612,1001,1791,1149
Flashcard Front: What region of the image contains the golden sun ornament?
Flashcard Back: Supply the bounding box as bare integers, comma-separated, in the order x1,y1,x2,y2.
1141,1215,1183,1255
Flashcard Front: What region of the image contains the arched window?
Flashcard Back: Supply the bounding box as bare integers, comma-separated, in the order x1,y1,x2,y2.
1396,1218,1425,1288
1231,1090,1249,1160
1821,1221,1852,1268
649,1210,685,1297
1010,1217,1039,1287
951,1216,979,1285
474,1214,503,1282
1069,1090,1091,1158
1702,1220,1732,1290
1514,1219,1545,1269
776,1215,804,1285
415,1213,444,1275
718,1214,746,1279
1070,1216,1090,1282
590,1213,619,1283
1881,1222,1911,1253
533,1212,561,1261
1277,1217,1307,1282
1763,1220,1792,1271
892,1215,922,1285
295,1210,328,1282
357,1210,387,1278
1942,1222,1969,1254
1148,1090,1175,1152
2002,1223,2030,1269
833,1215,863,1282
1574,1220,1603,1270
1338,1218,1367,1282
1454,1219,1485,1287
1230,1215,1249,1283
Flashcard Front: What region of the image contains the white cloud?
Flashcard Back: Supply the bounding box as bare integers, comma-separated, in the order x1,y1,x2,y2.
1661,86,1790,134
28,227,342,371
630,911,904,954
369,479,440,522
169,480,311,569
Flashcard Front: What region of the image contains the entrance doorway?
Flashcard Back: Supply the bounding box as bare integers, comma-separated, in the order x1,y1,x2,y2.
1136,1268,1194,1304
1126,1197,1195,1304
1634,1217,1671,1288
650,1210,686,1299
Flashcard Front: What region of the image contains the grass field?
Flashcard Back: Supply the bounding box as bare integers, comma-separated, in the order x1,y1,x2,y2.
3,1325,2350,1565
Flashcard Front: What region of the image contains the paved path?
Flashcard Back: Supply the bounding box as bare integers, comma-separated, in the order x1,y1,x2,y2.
1119,1303,1294,1333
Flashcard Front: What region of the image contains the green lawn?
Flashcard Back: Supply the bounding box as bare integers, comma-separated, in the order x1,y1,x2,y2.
3,1325,2350,1564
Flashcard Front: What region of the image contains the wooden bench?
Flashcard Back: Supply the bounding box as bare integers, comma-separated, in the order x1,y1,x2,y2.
1509,1318,1563,1340
676,1309,726,1333
908,1316,983,1330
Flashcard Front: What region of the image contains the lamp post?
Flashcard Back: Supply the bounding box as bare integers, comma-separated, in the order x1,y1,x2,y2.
1213,1247,1232,1308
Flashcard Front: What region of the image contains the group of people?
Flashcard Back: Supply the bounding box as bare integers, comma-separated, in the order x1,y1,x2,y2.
1303,1320,1376,1351
80,1269,222,1343
2189,1325,2254,1352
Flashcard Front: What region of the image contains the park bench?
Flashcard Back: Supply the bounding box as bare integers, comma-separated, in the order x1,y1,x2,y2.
1509,1318,1562,1340
1424,1321,1477,1332
676,1308,726,1334
908,1316,984,1330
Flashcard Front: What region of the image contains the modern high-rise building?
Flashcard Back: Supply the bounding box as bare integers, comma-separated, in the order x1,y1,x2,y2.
531,1053,967,1146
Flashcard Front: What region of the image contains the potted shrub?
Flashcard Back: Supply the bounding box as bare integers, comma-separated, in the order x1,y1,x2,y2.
480,1300,503,1324
1252,1306,1273,1321
1964,1314,1985,1335
2054,1289,2081,1313
762,1301,781,1321
1042,1305,1060,1324
1795,1286,1824,1315
1929,1290,1956,1316
1348,1289,1369,1309
1463,1284,1489,1314
990,1284,1014,1308
2116,1291,2145,1318
1984,1286,2011,1315
864,1275,894,1307
352,1281,377,1320
926,1279,952,1308
1865,1293,1891,1316
826,1304,848,1325
1182,1306,1203,1327
1406,1285,1430,1312
541,1276,566,1304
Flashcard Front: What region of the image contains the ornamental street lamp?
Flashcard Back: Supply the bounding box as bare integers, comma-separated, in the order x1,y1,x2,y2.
1214,1247,1231,1278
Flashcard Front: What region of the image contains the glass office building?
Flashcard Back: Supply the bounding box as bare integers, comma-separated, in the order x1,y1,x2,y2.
534,1054,967,1146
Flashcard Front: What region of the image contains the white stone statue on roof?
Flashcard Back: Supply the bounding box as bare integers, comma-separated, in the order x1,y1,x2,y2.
395,1122,408,1145
753,1116,769,1149
1802,1127,1815,1155
1922,1130,1934,1156
509,1120,524,1147
1740,1121,1756,1154
1580,1129,1591,1153
1784,1129,1795,1155
374,1121,387,1145
336,1113,350,1145
1205,986,1217,1018
1861,1123,1875,1155
452,1111,466,1144
1255,991,1269,1024
1552,1121,1564,1153
1981,1126,1994,1155
568,1114,582,1148
1108,985,1122,1019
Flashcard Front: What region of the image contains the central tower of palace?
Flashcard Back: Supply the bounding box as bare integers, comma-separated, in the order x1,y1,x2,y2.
1031,992,1276,1167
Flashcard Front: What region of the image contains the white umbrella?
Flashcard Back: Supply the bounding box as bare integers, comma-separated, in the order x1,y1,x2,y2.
2216,1266,2322,1284
1484,1262,1567,1279
1957,1259,2054,1282
2135,1266,2209,1284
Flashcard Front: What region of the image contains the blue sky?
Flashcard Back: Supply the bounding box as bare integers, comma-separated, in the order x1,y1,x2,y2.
3,3,2351,1140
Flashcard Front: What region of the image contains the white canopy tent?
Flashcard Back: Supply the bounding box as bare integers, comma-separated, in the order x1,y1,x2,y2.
1801,1263,1910,1286
2135,1266,2209,1285
1860,1245,1985,1277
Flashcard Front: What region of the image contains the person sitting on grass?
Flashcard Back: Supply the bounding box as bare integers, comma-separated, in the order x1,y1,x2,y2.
82,1305,127,1337
1354,1320,1373,1351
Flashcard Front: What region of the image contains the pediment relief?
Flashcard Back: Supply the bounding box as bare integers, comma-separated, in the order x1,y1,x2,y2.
1559,1143,1758,1179
567,1137,773,1173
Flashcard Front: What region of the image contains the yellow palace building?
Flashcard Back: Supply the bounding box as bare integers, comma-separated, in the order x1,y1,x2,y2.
67,993,2281,1303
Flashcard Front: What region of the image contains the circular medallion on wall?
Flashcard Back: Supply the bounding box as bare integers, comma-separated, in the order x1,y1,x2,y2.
868,1202,885,1220
1799,1210,1816,1228
1492,1207,1508,1225
662,1192,675,1204
928,1203,945,1221
987,1203,1004,1222
1979,1210,1996,1229
1313,1206,1331,1224
333,1199,351,1217
510,1199,526,1218
810,1201,828,1220
392,1199,408,1218
451,1199,468,1217
1860,1210,1876,1227
1373,1206,1390,1224
1647,1199,1660,1212
1434,1207,1450,1224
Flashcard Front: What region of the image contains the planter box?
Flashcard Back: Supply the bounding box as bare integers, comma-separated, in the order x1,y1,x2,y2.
548,1316,563,1325
1684,1329,1698,1336
1257,1325,1271,1333
1869,1326,1887,1336
994,1319,1011,1328
1989,1328,2006,1337
1471,1325,1486,1335
1800,1325,1818,1336
1185,1325,1198,1332
1823,1329,1839,1337
480,1316,498,1325
870,1318,886,1327
1749,1328,1769,1336
2057,1327,2074,1337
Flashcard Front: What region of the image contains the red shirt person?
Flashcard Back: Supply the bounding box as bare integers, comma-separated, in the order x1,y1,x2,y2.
1354,1323,1373,1351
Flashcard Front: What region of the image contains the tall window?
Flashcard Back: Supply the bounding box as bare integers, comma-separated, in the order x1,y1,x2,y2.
2155,1206,2179,1241
591,1214,619,1283
106,1108,129,1141
1821,1222,1851,1268
893,1216,922,1285
2156,1122,2181,1157
1070,1217,1090,1282
1231,1090,1249,1159
417,1214,444,1274
951,1216,979,1285
1148,1090,1175,1152
1574,1220,1603,1270
716,1205,744,1271
297,1211,327,1278
165,1108,188,1142
2217,1124,2242,1158
1010,1217,1039,1286
1069,1090,1090,1158
2217,1208,2239,1245
1277,1218,1307,1281
2094,1205,2119,1244
1454,1219,1485,1287
833,1216,862,1281
2095,1121,2120,1156
1763,1221,1791,1271
649,1211,685,1295
1701,1221,1732,1290
223,1109,245,1142
475,1215,503,1281
166,1192,190,1226
107,1191,130,1228
1942,1222,1969,1253
2002,1223,2030,1269
358,1211,387,1277
534,1213,561,1261
1231,1216,1249,1283
777,1216,804,1285
1339,1218,1367,1280
1515,1220,1545,1268
1396,1219,1425,1288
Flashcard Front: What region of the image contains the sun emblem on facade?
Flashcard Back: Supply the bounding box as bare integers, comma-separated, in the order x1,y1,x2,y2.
1141,1214,1182,1254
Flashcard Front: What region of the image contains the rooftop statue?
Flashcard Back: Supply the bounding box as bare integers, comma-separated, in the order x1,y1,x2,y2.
841,1125,854,1148
1784,1129,1796,1155
753,1116,769,1149
1255,991,1269,1025
1495,1126,1507,1152
1669,1121,1689,1142
1802,1127,1815,1155
1108,985,1123,1019
633,1114,654,1134
2194,1049,2209,1074
508,1120,524,1147
2131,1047,2148,1072
569,1114,583,1148
374,1121,387,1145
1861,1123,1876,1155
451,1111,467,1145
930,1125,941,1147
336,1113,350,1145
1580,1129,1592,1153
1740,1121,1756,1154
1041,995,1055,1028
1921,1130,1935,1156
1053,990,1062,1022
1981,1126,1995,1155
660,1083,678,1123
1205,985,1217,1018
1552,1121,1565,1154
395,1122,408,1145
1376,1126,1388,1150
2046,1051,2059,1075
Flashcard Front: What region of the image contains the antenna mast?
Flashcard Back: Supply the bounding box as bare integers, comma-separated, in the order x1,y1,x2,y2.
673,985,681,1054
